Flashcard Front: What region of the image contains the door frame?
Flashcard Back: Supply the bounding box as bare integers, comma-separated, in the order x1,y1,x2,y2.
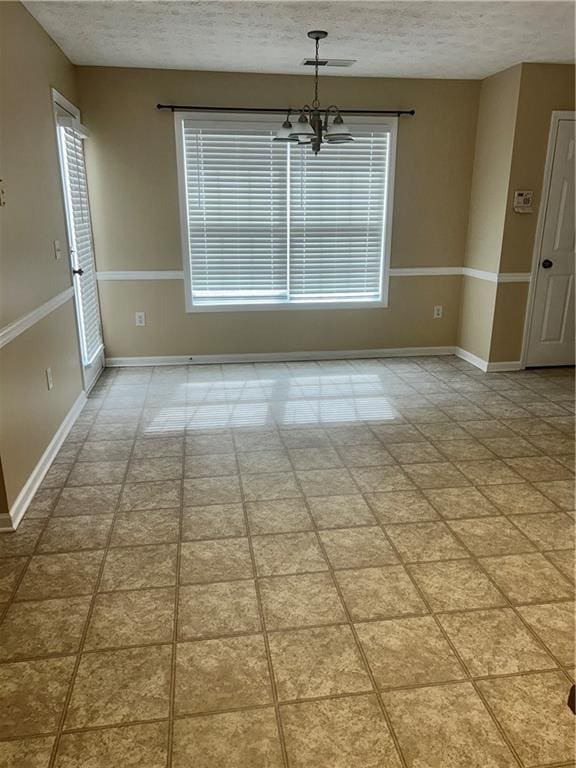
521,110,576,368
51,88,105,392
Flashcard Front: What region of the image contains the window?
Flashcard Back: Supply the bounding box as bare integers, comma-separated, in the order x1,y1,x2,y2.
175,113,396,311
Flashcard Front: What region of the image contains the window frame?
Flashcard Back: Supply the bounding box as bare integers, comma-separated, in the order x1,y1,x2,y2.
174,111,397,313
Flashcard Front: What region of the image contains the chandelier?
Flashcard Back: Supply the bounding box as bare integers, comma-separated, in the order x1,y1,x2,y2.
274,31,354,154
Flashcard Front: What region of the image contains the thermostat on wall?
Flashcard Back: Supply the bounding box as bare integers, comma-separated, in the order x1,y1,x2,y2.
513,190,533,213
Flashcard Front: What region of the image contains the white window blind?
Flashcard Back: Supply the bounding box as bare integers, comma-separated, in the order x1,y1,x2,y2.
176,114,396,310
289,133,389,302
57,118,103,364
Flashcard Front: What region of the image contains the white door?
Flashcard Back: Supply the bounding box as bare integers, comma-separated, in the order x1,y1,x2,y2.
54,94,104,390
526,116,575,366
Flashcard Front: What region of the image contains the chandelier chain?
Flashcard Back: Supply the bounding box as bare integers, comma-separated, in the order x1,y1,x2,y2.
313,36,320,109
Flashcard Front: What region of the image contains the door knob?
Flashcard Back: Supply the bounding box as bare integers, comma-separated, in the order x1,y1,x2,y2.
72,268,84,276
542,259,553,269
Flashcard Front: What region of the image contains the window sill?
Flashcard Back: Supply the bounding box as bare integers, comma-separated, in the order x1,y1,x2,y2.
185,300,388,313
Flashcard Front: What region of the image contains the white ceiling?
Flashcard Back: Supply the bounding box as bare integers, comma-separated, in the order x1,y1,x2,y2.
25,0,575,79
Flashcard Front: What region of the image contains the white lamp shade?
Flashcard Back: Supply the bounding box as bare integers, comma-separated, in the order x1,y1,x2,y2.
289,113,315,139
325,114,353,141
274,120,298,142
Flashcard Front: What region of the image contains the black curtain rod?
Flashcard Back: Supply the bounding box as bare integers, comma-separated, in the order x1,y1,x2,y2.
156,104,415,116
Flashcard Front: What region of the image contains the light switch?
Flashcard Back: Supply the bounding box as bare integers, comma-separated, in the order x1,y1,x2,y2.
135,312,146,327
513,190,533,213
53,239,62,260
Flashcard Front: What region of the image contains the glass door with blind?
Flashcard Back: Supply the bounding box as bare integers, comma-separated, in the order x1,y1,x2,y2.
53,91,104,390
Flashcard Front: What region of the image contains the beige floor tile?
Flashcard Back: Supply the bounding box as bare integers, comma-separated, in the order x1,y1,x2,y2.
384,682,517,768
237,450,293,475
288,446,343,470
269,625,371,701
252,532,327,576
0,736,55,768
181,503,245,540
319,527,398,569
172,709,283,768
335,444,395,467
516,601,574,664
0,557,28,601
365,490,439,524
480,553,574,603
534,479,575,510
89,423,137,441
184,453,238,478
297,468,359,496
180,538,253,583
385,521,467,562
455,459,524,485
478,672,574,767
85,588,175,649
66,645,171,728
435,439,495,461
462,420,516,439
0,596,90,661
349,466,413,493
241,472,301,501
234,430,283,452
506,456,573,482
39,463,72,489
479,436,541,458
408,559,506,612
246,498,312,534
120,481,182,511
0,520,44,558
54,485,121,516
416,422,471,441
424,487,498,519
387,441,444,464
544,548,575,581
439,608,556,676
132,436,184,458
259,572,346,630
126,457,183,482
280,427,331,448
326,426,380,446
528,433,575,455
38,515,113,553
16,551,104,600
178,580,261,639
175,635,272,714
55,722,168,768
110,509,180,547
100,544,177,591
448,517,535,556
0,656,75,737
372,424,425,444
66,461,127,487
281,694,401,768
26,488,60,518
307,495,376,528
478,483,559,513
336,565,427,621
356,615,464,688
510,512,574,550
186,432,235,455
403,461,470,489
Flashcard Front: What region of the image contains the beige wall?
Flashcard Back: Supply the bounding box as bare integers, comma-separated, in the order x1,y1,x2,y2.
99,276,462,358
78,66,478,357
0,3,84,514
464,65,522,272
458,62,575,363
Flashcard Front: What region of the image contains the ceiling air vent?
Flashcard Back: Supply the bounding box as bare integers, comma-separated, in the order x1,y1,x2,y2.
302,58,356,68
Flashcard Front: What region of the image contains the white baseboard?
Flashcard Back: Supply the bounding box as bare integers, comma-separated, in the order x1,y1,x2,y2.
454,348,523,373
1,390,87,532
106,347,458,367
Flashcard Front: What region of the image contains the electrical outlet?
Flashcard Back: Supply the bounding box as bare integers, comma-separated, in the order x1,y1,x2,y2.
135,311,146,327
433,305,443,319
53,239,62,260
45,367,54,391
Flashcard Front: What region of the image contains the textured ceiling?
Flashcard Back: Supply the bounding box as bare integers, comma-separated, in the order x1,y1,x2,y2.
24,0,575,79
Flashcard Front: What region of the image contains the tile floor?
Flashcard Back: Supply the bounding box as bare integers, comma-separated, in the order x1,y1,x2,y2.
0,356,574,767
